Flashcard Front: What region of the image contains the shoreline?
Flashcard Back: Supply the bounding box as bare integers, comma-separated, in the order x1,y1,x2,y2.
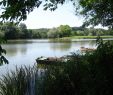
60,36,113,39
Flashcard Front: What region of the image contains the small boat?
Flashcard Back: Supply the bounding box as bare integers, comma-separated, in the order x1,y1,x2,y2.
36,56,65,65
80,47,96,52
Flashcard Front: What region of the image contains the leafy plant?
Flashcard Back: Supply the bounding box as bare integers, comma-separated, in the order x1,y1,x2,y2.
0,38,8,65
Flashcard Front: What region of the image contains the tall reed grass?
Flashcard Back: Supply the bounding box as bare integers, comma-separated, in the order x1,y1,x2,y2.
0,66,44,95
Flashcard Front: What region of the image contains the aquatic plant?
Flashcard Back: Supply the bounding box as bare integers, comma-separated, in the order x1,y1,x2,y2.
0,66,38,95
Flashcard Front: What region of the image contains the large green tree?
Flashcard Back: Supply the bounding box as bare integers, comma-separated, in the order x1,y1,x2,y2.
58,25,72,37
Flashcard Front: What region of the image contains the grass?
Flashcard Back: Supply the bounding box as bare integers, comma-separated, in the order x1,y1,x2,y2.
0,66,39,95
49,36,113,42
61,35,113,39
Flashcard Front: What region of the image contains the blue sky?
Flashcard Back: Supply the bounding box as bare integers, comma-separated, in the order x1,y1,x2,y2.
22,2,84,29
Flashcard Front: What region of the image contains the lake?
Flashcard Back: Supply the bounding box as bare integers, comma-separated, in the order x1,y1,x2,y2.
0,39,112,75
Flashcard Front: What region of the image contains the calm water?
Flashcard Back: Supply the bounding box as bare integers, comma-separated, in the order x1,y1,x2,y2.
0,39,111,75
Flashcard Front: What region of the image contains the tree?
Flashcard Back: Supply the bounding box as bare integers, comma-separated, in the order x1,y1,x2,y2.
76,0,113,28
19,23,27,30
1,22,19,39
19,23,30,38
47,28,59,38
0,0,65,22
58,25,72,37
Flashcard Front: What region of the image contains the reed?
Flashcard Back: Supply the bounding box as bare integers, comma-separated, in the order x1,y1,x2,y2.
0,66,39,95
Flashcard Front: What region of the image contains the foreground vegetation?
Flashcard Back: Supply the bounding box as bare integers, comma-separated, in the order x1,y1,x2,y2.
0,38,113,95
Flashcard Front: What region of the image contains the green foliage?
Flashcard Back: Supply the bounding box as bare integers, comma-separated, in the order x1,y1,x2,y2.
0,0,42,22
0,66,37,95
58,25,72,37
0,22,49,39
76,0,113,28
19,23,27,30
0,45,8,65
0,0,68,22
82,38,113,95
0,0,67,22
0,27,8,65
71,31,77,36
71,27,110,36
0,31,5,38
42,38,113,95
47,25,72,38
19,23,31,39
0,22,113,39
47,28,59,38
76,30,84,36
0,22,19,39
31,28,48,39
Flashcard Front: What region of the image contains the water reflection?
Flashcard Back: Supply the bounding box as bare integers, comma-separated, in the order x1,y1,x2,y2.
2,44,27,56
50,42,72,51
0,39,112,76
72,40,96,47
2,39,97,58
50,40,96,51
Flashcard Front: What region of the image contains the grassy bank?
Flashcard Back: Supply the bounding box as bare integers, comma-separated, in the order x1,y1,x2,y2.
61,36,113,39
49,36,113,42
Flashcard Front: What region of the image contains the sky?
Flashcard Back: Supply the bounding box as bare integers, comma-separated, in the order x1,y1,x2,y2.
22,2,84,29
21,1,108,30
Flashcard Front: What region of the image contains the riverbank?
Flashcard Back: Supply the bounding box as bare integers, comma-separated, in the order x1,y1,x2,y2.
61,36,113,39
49,36,113,42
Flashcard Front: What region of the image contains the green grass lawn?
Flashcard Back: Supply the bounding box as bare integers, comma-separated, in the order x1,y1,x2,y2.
49,36,113,42
61,36,113,39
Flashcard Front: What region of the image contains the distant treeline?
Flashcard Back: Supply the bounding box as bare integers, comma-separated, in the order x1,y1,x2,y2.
0,22,113,39
0,22,49,39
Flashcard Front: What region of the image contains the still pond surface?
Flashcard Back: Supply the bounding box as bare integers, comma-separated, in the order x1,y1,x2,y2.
0,39,112,75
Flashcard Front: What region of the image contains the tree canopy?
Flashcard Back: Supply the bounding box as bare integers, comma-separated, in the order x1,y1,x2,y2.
0,0,113,27
78,0,113,28
58,25,71,37
0,0,65,22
